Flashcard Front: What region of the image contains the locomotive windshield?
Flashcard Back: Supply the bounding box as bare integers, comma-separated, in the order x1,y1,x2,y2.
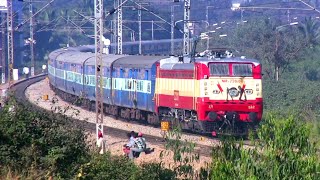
209,63,229,76
209,63,253,77
232,64,252,77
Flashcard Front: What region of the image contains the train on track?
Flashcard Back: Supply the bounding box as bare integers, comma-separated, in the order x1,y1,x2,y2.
48,45,263,135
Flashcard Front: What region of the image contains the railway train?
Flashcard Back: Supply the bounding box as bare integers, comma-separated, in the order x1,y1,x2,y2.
48,46,263,135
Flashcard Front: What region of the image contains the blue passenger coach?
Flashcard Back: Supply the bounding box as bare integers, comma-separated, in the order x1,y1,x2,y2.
48,46,180,123
111,55,168,112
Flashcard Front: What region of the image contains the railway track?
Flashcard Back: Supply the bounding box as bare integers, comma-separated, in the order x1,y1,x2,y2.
11,75,215,158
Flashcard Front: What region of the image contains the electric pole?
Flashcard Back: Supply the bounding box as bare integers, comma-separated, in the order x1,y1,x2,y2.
117,0,122,54
112,0,117,54
1,12,6,84
138,3,142,54
7,0,13,86
94,0,104,144
183,0,190,56
30,0,35,76
171,6,174,54
151,20,154,40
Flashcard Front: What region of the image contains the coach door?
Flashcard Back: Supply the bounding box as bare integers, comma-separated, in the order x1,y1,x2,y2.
131,69,138,108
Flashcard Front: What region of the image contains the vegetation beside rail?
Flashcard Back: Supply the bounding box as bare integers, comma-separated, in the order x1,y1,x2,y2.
0,99,319,179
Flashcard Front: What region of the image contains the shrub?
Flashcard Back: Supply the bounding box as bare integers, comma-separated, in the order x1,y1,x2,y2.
210,113,320,179
0,100,90,178
136,162,176,180
76,152,138,180
160,127,200,179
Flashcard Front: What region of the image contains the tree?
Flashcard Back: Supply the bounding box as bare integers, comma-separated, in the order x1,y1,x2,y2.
298,17,320,48
229,17,306,81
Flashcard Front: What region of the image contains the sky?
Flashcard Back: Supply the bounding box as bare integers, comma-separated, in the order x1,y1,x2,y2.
0,0,7,9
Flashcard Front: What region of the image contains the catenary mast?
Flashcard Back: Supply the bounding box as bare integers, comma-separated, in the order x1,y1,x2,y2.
94,0,104,142
30,0,34,76
117,0,122,54
183,0,190,56
1,12,6,84
7,0,13,86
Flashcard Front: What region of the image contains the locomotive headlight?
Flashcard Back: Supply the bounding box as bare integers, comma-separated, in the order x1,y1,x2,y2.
245,89,253,95
213,90,220,94
204,81,208,96
256,83,260,91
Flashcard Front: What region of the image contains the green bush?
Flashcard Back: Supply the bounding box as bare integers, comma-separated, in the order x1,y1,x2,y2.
136,162,176,180
76,153,180,180
76,152,138,180
161,127,200,179
210,113,320,179
0,100,90,178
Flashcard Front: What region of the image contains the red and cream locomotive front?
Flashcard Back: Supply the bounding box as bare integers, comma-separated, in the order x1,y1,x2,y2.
196,59,263,124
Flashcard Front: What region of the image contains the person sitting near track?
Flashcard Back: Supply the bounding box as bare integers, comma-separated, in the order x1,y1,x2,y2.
128,132,145,159
123,131,135,156
137,132,154,155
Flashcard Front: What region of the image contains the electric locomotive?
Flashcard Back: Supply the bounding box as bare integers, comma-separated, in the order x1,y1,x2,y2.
156,50,263,135
48,46,263,135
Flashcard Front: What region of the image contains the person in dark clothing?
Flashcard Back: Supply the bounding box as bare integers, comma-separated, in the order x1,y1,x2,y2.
128,132,145,159
137,132,154,154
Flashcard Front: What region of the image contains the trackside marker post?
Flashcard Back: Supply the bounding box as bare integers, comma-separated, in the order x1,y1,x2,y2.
160,121,170,140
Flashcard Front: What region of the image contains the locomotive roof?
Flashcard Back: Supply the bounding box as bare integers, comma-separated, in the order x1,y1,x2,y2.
159,56,260,70
196,56,261,66
113,55,169,68
160,63,194,70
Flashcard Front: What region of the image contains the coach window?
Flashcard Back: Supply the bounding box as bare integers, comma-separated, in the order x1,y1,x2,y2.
232,64,252,77
89,75,95,86
147,82,151,93
209,63,229,76
114,78,117,89
103,78,108,88
84,75,88,84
